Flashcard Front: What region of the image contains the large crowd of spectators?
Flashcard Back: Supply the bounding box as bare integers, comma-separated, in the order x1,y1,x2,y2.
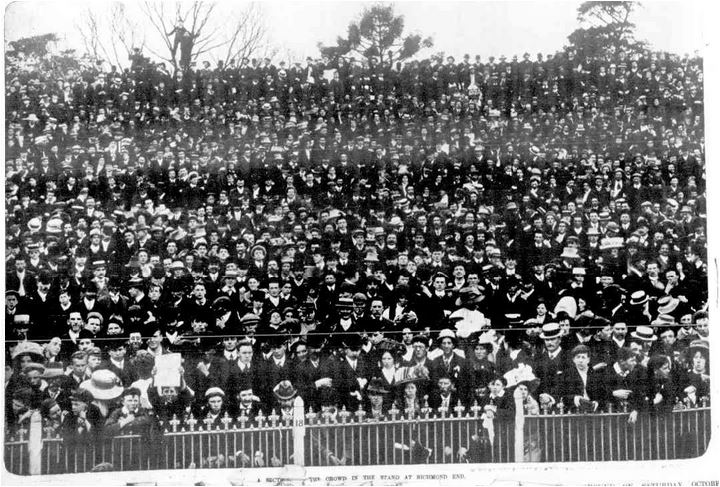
5,43,709,447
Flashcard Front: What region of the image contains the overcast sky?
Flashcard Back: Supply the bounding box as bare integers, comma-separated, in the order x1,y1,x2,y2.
4,1,710,64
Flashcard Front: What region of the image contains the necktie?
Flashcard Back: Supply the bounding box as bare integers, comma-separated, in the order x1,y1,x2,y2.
18,275,25,297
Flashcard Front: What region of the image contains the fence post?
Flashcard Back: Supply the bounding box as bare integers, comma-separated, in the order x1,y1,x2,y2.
514,394,525,463
292,396,305,466
27,410,43,475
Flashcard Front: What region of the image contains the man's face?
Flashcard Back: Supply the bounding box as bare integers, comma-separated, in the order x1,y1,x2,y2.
272,345,286,360
544,337,561,353
86,318,101,334
370,300,383,317
193,285,206,299
402,329,414,345
660,330,675,346
129,332,142,346
109,346,126,361
369,393,384,409
573,353,590,371
71,357,87,376
25,369,42,387
438,377,452,394
696,320,709,337
440,338,454,355
239,390,254,406
6,294,18,309
238,345,253,364
268,282,280,297
224,337,238,351
620,355,638,372
71,399,87,415
208,396,223,413
413,342,427,360
123,394,140,413
293,344,309,361
346,347,361,360
149,286,162,300
68,313,84,331
600,276,614,287
612,323,627,340
161,387,179,401
489,380,504,396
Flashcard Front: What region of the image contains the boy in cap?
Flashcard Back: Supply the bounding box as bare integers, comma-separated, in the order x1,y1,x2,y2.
198,387,228,429
105,387,154,436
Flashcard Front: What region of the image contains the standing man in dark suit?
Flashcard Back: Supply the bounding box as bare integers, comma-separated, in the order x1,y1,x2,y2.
259,335,295,406
533,323,571,398
602,347,646,422
556,345,605,412
6,256,36,297
332,334,369,411
100,338,136,387
429,329,471,402
290,337,331,410
225,339,264,410
207,335,241,394
428,372,460,411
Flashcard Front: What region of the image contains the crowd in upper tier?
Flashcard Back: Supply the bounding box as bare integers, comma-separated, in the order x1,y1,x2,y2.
5,45,708,439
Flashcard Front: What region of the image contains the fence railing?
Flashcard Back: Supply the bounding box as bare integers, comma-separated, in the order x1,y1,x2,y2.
522,407,711,462
4,400,711,476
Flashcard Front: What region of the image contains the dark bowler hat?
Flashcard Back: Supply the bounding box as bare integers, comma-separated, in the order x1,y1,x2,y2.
273,380,297,401
342,333,363,350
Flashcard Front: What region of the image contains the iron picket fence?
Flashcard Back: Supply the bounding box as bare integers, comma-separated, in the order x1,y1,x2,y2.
36,410,294,474
522,406,711,462
4,430,29,475
4,402,711,475
302,404,511,466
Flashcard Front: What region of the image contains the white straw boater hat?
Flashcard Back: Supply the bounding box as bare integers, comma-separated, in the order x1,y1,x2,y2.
631,326,657,342
80,369,124,401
